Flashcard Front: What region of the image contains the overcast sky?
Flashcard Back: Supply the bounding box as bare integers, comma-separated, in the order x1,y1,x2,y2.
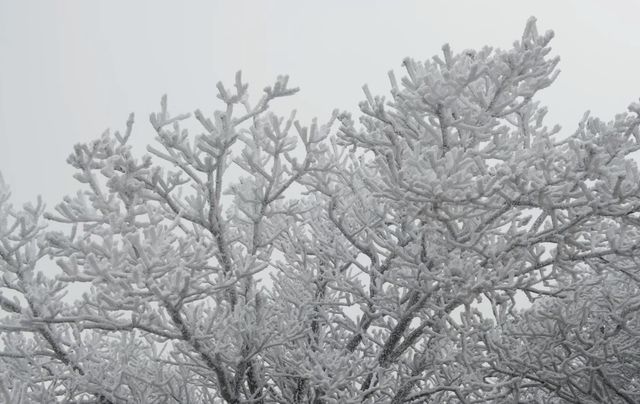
1,0,640,207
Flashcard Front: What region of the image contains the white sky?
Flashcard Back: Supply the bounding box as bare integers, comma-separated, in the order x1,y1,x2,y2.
1,0,640,207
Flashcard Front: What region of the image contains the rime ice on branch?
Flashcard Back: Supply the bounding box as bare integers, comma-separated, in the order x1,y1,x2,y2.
1,18,640,403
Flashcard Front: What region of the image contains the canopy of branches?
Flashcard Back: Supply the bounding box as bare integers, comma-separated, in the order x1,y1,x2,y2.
1,18,639,404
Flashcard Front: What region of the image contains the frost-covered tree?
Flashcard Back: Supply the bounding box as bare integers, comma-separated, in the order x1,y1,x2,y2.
1,18,640,403
489,271,640,403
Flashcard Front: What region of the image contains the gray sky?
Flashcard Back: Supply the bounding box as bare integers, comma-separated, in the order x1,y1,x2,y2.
1,0,640,206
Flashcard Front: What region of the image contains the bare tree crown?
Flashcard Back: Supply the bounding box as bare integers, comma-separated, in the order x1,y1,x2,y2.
1,18,640,403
